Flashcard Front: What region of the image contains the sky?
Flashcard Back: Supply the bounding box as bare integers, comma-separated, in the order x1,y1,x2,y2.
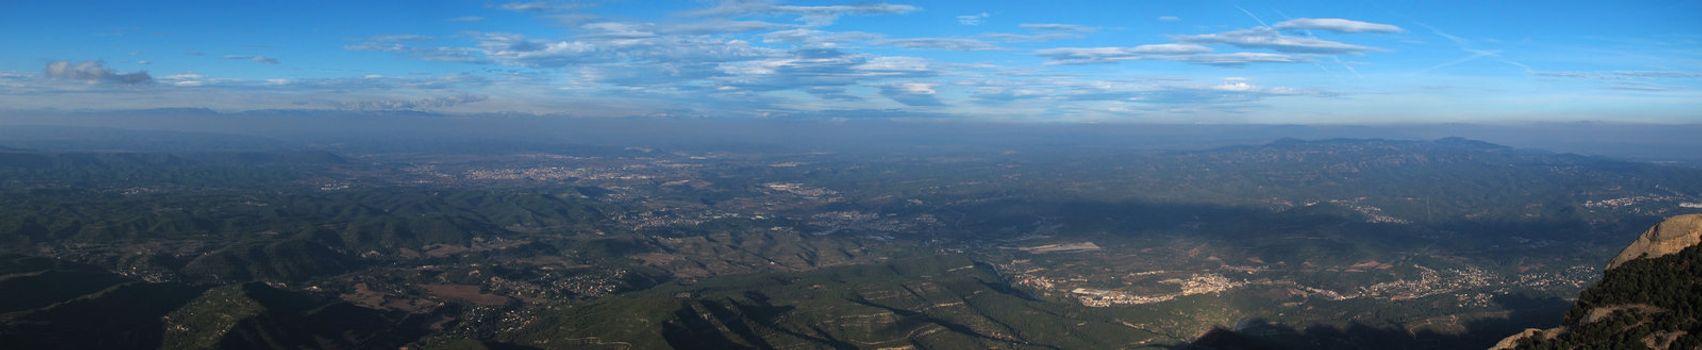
0,0,1699,123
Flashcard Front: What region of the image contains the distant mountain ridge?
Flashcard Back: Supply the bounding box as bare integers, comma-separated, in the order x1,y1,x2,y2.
1099,137,1702,228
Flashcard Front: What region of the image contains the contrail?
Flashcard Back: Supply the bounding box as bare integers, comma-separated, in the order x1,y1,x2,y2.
1235,5,1270,27
1418,50,1494,74
1415,22,1533,74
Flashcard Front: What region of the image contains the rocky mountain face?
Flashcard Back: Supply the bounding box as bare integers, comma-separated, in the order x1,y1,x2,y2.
1607,214,1702,270
1496,214,1702,349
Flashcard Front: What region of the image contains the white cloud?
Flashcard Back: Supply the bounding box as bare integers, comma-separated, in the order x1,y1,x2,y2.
853,56,932,72
1176,28,1377,54
325,2,1369,116
580,22,657,38
1018,23,1097,32
898,82,934,94
714,49,937,99
1212,80,1255,92
475,32,777,68
1273,18,1403,33
761,28,882,47
1157,16,1180,22
880,82,943,106
1208,77,1303,95
161,73,205,87
1130,44,1213,54
969,86,1043,103
496,1,583,13
688,1,918,26
984,23,1097,43
957,12,990,25
1536,71,1702,80
44,60,153,85
1036,45,1301,66
224,55,281,64
348,36,487,63
1175,53,1302,66
880,38,1000,51
662,20,791,34
767,3,918,16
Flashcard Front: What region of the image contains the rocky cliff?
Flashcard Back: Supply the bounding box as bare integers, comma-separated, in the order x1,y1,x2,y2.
1606,214,1702,270
1495,214,1702,349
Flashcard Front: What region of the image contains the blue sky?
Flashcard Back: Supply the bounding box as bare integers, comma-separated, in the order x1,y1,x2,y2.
1,0,1698,123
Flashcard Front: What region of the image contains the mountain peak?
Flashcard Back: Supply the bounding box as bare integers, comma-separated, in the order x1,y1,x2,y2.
1432,136,1509,150
1606,214,1702,270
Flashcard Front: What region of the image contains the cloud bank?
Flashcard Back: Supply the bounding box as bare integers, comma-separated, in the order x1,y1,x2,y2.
44,60,152,85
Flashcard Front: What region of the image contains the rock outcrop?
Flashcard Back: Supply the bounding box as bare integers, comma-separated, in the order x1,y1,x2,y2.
1491,328,1562,350
1606,214,1702,270
1496,214,1702,349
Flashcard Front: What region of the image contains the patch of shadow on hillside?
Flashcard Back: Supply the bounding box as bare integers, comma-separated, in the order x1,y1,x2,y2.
1174,293,1571,350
